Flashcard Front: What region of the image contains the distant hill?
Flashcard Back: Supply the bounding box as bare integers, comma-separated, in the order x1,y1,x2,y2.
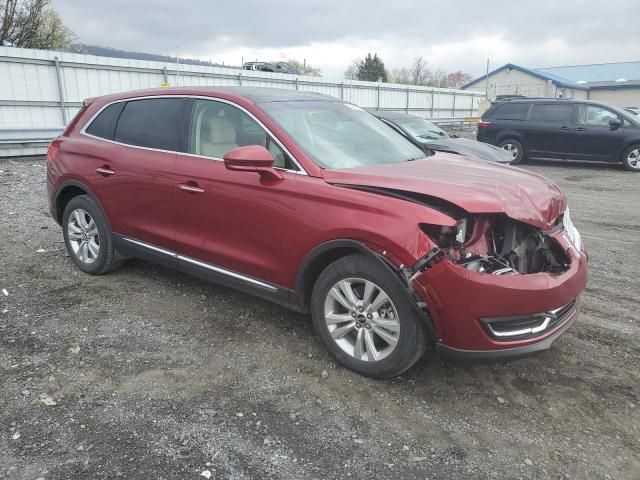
68,43,230,68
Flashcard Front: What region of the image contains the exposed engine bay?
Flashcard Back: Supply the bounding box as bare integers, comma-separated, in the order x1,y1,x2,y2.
336,185,575,278
420,215,571,276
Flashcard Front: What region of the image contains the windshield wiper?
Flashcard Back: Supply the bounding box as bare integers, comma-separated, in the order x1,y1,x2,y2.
417,132,444,139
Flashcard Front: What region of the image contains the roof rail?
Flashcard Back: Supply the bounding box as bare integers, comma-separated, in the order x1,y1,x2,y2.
496,96,571,102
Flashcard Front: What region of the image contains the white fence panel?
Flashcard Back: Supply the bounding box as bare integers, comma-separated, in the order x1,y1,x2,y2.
0,45,484,156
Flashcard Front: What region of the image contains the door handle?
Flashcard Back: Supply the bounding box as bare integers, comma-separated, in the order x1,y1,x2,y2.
560,126,569,131
179,183,205,194
96,166,115,176
576,127,586,132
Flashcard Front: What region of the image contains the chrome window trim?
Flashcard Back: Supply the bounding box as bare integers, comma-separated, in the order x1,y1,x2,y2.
121,237,278,291
79,94,308,175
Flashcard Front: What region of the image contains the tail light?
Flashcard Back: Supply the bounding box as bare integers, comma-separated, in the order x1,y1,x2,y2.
477,120,492,129
46,141,60,163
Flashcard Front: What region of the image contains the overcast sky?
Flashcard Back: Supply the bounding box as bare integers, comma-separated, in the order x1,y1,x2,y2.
52,0,640,79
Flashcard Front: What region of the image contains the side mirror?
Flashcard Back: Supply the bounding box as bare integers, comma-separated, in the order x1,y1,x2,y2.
223,145,283,180
609,118,622,129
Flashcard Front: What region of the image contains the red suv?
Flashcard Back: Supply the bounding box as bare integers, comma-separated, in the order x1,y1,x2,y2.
47,87,588,378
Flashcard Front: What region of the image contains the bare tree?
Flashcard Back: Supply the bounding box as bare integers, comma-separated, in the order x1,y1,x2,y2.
388,57,473,88
343,58,361,80
445,71,473,88
427,69,447,88
286,58,322,77
390,66,411,84
1,0,75,50
391,57,429,85
409,56,429,85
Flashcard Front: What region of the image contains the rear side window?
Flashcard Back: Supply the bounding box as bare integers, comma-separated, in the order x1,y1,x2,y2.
530,104,573,123
85,102,125,140
489,102,529,120
114,98,183,151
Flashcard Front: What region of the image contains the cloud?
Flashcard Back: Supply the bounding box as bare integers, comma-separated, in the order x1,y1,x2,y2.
52,0,640,77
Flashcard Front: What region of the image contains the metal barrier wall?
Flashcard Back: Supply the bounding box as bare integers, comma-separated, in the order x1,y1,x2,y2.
0,46,484,156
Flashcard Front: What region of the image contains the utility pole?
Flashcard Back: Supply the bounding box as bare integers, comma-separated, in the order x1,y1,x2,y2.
175,47,180,86
485,58,490,99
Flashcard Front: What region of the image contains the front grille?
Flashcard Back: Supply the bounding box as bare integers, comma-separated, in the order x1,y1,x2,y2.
482,298,577,341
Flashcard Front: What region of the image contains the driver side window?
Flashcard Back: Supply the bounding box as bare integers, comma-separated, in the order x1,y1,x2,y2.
188,99,295,170
577,105,620,127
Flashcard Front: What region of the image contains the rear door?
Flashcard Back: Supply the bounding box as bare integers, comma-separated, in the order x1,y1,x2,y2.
570,104,625,161
85,97,186,251
524,103,575,158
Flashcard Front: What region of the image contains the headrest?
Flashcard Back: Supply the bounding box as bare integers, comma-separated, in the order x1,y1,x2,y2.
204,116,236,144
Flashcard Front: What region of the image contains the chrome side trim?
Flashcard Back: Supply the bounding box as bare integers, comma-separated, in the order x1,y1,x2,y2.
121,236,277,292
79,94,307,175
176,255,277,291
123,237,177,257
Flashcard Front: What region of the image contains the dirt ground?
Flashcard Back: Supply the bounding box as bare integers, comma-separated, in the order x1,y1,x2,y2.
1,156,638,480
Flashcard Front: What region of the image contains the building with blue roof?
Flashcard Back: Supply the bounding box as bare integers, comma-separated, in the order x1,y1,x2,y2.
462,61,640,108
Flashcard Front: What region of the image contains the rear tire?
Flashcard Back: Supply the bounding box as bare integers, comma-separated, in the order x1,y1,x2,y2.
621,144,640,171
62,195,124,275
498,138,525,164
310,254,428,378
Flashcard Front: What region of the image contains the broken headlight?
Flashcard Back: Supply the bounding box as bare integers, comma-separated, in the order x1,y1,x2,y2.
562,208,582,252
420,218,468,247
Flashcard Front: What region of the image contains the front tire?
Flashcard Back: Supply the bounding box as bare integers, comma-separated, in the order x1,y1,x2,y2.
310,254,428,378
498,138,525,164
622,144,640,171
62,195,123,275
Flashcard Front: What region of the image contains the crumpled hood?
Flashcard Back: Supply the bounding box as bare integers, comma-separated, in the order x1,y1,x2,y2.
323,152,566,230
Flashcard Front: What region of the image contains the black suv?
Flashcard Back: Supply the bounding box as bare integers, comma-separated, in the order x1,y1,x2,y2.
478,98,640,171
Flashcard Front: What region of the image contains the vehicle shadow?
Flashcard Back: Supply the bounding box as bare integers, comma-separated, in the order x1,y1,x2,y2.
114,257,573,392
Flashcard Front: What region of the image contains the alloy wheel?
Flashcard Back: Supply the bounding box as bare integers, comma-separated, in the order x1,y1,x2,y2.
323,278,400,362
502,143,519,160
67,208,100,264
627,148,640,169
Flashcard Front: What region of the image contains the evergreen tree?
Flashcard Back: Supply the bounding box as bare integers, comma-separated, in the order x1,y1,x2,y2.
356,53,388,82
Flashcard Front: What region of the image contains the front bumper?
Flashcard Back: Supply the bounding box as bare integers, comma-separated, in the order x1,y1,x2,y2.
435,297,580,363
411,236,588,358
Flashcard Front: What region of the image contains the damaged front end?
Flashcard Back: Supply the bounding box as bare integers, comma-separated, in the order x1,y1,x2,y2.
404,211,577,283
394,207,587,355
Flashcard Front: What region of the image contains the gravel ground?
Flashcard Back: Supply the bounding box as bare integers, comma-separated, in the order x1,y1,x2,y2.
1,156,638,480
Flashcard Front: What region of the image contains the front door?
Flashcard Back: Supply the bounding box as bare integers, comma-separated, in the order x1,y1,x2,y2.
173,98,304,288
570,104,625,162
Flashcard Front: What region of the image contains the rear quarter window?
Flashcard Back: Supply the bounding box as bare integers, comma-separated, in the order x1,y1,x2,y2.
486,102,530,120
85,102,125,140
114,98,183,151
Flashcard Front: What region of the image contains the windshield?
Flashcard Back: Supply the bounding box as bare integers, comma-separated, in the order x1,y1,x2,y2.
393,117,448,141
259,101,425,169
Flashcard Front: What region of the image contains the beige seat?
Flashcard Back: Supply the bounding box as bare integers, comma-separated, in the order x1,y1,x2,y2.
200,116,238,158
